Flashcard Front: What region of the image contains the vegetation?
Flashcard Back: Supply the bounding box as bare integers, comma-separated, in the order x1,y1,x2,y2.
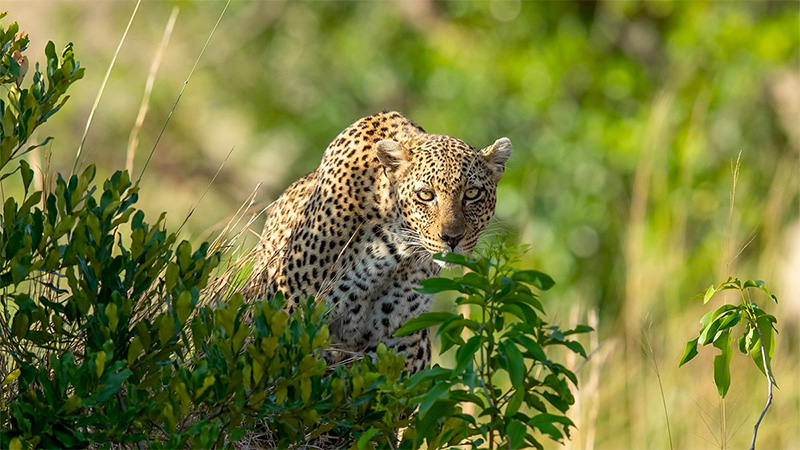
0,15,588,448
679,278,779,450
396,250,590,449
1,1,798,448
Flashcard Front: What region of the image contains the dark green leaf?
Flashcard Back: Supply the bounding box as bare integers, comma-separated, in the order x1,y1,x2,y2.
563,324,594,336
512,270,555,291
499,340,525,386
506,389,525,416
506,419,527,449
394,311,460,337
416,277,469,294
528,413,565,441
455,335,481,373
419,381,451,415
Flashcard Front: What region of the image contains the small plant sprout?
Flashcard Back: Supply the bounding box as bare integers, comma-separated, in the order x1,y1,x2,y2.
679,277,779,450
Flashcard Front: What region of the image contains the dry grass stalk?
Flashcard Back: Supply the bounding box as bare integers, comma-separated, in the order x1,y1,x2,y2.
72,0,142,176
126,6,179,176
137,0,232,183
623,89,675,446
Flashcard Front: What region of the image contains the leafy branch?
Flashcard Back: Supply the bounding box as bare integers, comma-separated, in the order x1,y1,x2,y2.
395,247,592,449
679,277,778,450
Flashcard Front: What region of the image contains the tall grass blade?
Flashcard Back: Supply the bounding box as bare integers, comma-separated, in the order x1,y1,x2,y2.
71,0,142,176
137,0,231,183
127,6,179,176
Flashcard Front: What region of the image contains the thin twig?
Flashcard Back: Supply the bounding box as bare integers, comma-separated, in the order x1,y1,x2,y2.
72,0,142,176
749,325,774,450
127,6,179,175
137,0,231,183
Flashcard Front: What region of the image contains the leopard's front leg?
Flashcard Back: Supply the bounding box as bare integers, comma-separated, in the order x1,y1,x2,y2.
365,278,434,372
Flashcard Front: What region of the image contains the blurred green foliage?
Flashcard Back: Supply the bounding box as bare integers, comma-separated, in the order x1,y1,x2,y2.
3,1,799,447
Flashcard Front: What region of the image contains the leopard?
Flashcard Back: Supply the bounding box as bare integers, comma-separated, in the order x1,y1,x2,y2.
246,111,512,372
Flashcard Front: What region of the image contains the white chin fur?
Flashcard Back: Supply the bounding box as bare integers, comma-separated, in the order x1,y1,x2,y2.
433,259,447,268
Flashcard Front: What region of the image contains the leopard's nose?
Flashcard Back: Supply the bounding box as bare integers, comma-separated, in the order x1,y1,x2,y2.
438,232,465,249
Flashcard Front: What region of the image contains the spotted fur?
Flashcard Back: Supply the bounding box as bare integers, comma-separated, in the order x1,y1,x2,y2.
246,111,511,372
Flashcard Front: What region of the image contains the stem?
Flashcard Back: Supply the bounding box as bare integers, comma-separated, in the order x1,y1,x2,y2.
654,368,674,450
749,324,773,450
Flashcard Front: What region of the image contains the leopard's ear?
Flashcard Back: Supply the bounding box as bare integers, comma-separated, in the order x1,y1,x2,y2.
481,137,512,182
376,139,412,174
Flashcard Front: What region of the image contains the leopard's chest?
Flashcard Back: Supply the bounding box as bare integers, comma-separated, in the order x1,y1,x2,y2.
324,225,439,349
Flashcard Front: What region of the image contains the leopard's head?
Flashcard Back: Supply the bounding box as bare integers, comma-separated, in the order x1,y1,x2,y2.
376,134,512,259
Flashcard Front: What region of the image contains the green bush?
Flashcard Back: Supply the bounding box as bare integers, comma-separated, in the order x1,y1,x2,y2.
397,249,590,449
0,14,589,449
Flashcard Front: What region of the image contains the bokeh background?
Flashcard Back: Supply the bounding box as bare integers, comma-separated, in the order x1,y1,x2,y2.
5,1,799,448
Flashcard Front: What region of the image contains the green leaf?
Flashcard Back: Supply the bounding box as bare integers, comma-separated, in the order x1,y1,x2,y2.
703,284,717,304
699,310,714,329
710,310,742,343
563,324,594,336
559,340,587,359
20,159,33,193
300,377,311,402
506,388,525,416
416,400,457,448
195,374,216,400
506,419,527,449
3,369,21,386
712,330,733,397
65,394,82,414
678,338,699,367
89,366,132,403
750,315,777,385
12,313,29,338
459,272,492,292
419,381,450,415
104,303,119,332
95,351,107,378
512,270,555,291
499,340,525,386
356,428,379,449
158,314,176,346
176,290,192,325
432,251,483,273
395,311,460,337
128,337,143,365
699,305,738,345
454,335,481,373
738,331,748,354
528,413,566,441
512,334,547,362
416,277,469,294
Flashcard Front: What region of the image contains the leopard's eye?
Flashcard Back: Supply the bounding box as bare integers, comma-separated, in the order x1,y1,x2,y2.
416,190,435,202
464,187,482,201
